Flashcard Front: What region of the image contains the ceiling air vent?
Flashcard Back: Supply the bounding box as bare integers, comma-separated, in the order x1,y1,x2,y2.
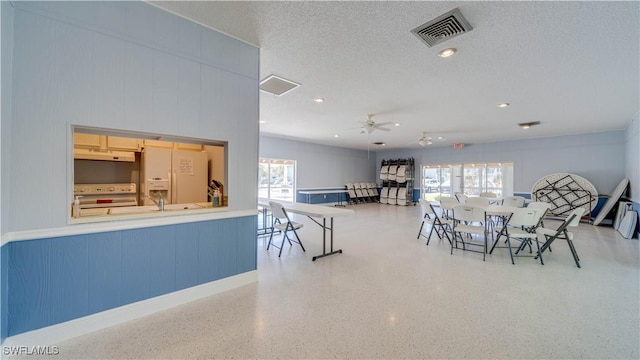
411,8,473,47
259,75,300,96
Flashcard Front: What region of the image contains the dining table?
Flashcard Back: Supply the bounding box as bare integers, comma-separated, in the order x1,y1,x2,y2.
436,200,521,251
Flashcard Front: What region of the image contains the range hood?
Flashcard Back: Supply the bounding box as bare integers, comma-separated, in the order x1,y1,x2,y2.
74,148,136,162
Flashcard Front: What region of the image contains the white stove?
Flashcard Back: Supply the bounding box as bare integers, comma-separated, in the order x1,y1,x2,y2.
73,183,137,209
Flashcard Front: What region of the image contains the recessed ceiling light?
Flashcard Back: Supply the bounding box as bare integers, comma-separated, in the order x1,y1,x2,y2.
314,97,325,103
437,48,457,57
333,134,339,138
394,123,401,127
437,136,444,140
259,120,266,124
498,103,510,108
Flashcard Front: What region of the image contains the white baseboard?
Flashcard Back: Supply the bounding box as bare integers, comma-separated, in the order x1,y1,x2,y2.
2,270,258,347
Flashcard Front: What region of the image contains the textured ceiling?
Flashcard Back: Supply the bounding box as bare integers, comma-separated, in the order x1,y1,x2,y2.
151,1,640,151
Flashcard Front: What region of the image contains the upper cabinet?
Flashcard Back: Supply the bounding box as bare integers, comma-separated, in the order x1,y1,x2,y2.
174,142,202,151
143,139,173,149
74,134,203,152
107,136,140,151
144,139,202,151
74,133,103,148
74,134,141,151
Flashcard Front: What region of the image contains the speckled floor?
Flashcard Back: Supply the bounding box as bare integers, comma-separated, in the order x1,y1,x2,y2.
17,204,640,359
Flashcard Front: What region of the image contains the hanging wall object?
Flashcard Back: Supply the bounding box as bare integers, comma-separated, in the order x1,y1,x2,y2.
531,173,597,218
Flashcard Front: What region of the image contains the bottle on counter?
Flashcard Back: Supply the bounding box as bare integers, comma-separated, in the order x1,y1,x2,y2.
72,196,82,218
212,189,220,207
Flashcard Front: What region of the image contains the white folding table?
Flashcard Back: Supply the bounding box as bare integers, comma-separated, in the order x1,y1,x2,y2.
258,199,354,261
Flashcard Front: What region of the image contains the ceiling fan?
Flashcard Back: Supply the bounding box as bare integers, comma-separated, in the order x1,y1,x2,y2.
360,114,393,134
418,132,433,147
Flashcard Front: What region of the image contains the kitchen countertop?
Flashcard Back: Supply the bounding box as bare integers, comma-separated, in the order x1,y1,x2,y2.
73,202,226,223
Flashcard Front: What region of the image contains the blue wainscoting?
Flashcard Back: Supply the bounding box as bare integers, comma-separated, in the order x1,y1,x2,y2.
4,216,256,337
1,244,8,340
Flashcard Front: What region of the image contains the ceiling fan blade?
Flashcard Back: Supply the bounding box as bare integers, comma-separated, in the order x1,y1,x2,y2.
375,127,391,132
375,122,394,127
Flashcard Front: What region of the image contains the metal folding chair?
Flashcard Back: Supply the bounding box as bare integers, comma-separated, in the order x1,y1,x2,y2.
535,208,586,268
267,201,306,257
451,205,490,261
417,200,451,245
346,183,359,204
489,207,543,265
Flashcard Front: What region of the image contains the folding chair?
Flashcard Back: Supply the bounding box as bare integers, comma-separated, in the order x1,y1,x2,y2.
466,196,490,207
451,205,490,261
388,165,398,181
454,193,468,204
367,183,378,201
489,207,543,265
526,201,552,228
354,183,368,203
360,183,372,201
439,196,459,219
267,201,305,257
397,188,407,206
396,165,407,183
380,187,389,204
417,200,451,245
345,183,358,204
502,196,526,207
380,165,389,180
535,207,586,268
388,187,398,205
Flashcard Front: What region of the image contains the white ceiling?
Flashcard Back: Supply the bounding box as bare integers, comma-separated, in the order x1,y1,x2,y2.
152,1,640,151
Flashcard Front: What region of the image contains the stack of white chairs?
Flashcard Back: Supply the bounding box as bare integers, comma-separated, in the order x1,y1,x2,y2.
380,165,389,180
380,187,389,204
397,187,408,206
396,165,407,183
388,165,398,181
388,187,398,205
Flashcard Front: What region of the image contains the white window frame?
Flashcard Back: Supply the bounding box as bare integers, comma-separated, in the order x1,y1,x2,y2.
421,162,513,200
258,158,296,202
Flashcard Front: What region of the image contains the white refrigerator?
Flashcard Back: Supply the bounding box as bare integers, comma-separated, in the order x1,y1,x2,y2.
141,147,208,205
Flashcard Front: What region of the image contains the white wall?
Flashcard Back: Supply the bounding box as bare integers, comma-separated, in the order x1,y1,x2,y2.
259,135,375,188
1,1,14,236
376,131,626,195
4,2,259,232
625,114,639,203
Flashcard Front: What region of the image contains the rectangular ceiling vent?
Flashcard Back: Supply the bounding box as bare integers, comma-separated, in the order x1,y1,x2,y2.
411,8,473,47
259,75,300,96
